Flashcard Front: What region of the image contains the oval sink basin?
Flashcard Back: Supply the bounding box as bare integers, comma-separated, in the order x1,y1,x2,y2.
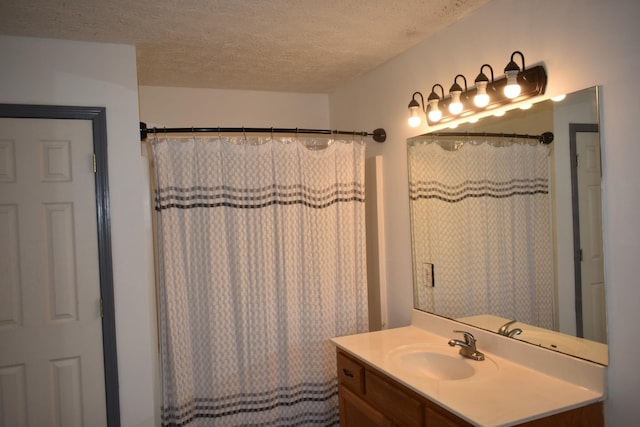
398,351,475,380
385,344,498,381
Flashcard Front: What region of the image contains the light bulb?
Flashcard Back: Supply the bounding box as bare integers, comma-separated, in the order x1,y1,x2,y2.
449,92,463,115
474,81,490,107
474,66,493,108
448,77,466,115
504,69,521,98
519,103,532,110
427,99,442,122
494,110,506,117
408,105,421,127
428,109,442,122
551,94,566,102
407,95,423,127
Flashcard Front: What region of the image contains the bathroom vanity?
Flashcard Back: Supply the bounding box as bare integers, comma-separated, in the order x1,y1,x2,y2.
331,310,606,426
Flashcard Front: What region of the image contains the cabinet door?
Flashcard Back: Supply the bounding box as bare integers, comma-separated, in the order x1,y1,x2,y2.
515,401,604,426
366,370,423,427
425,406,471,427
339,384,393,427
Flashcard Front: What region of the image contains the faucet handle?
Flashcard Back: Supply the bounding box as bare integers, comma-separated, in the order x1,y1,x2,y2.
452,330,476,345
498,319,518,335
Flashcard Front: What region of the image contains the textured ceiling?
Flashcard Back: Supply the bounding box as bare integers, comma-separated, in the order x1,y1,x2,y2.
0,0,493,93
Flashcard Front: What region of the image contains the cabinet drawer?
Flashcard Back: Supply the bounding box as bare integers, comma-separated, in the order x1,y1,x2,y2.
365,370,422,427
337,351,365,394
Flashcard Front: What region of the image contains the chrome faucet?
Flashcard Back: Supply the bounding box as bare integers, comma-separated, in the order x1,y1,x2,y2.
448,330,485,361
508,327,523,337
498,319,523,338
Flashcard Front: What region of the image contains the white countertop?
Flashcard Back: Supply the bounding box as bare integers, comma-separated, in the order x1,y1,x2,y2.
331,313,605,427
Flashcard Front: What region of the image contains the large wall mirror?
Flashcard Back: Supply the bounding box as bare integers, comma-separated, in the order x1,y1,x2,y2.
407,86,607,365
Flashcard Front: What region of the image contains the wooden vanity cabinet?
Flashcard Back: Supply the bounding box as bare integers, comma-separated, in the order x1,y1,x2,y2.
336,349,604,427
337,350,471,426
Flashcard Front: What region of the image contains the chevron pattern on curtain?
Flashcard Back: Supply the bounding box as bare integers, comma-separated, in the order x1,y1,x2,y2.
151,136,369,426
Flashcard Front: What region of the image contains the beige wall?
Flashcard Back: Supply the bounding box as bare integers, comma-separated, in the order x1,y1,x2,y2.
328,0,640,423
139,86,330,129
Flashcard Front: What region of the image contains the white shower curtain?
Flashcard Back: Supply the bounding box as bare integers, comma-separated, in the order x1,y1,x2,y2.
151,135,369,426
408,138,554,329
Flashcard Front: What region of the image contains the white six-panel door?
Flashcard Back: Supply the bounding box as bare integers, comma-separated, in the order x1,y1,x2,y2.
576,131,607,344
0,118,106,426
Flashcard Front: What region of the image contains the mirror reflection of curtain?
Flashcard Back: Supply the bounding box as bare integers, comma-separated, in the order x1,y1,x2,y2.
151,136,369,426
408,138,553,329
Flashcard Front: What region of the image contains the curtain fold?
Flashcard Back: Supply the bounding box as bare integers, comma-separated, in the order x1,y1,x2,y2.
408,138,554,329
152,136,368,426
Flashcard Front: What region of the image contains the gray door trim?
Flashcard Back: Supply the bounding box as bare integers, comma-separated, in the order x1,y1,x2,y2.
569,122,599,339
0,104,120,426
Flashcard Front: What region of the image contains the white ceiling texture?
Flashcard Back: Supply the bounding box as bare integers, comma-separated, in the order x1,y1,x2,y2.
0,0,493,92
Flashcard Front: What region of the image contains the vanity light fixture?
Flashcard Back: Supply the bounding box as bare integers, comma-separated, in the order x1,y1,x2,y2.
427,84,445,123
448,75,467,115
407,92,425,127
504,51,525,99
406,50,547,127
474,64,493,107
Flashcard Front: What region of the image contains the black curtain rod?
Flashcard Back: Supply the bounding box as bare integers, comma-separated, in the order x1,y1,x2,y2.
423,131,554,144
139,122,386,143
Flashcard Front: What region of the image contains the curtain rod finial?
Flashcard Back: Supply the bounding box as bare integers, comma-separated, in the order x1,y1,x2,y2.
373,128,386,143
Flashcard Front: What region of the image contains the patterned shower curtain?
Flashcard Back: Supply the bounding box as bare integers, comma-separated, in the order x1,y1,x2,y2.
151,135,369,426
408,137,554,329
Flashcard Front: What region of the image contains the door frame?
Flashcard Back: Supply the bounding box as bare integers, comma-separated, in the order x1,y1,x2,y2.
569,122,600,339
0,104,120,426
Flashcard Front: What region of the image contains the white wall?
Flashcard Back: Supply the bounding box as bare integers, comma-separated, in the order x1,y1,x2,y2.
329,0,640,423
139,86,329,129
0,36,157,427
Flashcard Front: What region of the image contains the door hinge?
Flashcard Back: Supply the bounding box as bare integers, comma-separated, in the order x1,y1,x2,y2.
93,153,97,173
100,298,104,317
